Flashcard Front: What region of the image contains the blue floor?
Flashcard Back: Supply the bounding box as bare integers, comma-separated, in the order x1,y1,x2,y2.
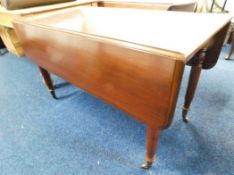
0,46,233,175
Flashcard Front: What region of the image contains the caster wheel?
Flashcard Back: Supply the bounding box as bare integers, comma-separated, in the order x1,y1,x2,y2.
140,162,152,169
183,116,189,123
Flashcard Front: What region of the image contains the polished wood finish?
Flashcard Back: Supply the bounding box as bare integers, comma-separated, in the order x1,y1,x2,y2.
0,0,197,56
225,30,234,60
13,22,184,128
13,7,231,168
202,22,231,69
141,127,160,169
97,0,197,12
145,128,160,164
25,7,231,60
183,49,207,123
183,22,230,122
38,66,57,99
0,0,92,56
1,0,77,10
0,26,23,56
97,1,171,10
0,0,93,28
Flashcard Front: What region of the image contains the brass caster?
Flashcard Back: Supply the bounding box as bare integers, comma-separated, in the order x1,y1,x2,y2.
50,90,58,99
140,161,152,169
183,116,189,123
182,107,189,123
225,57,231,60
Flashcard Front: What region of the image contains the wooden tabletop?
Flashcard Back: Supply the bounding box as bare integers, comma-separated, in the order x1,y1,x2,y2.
19,7,231,61
0,0,198,27
103,0,197,5
0,0,94,27
0,0,197,15
0,0,91,16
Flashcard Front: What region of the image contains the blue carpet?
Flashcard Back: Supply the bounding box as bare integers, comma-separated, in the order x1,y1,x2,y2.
0,45,233,175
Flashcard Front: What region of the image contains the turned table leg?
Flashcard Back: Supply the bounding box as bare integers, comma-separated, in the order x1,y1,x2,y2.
182,49,207,123
225,31,234,60
182,66,202,122
141,127,160,169
38,66,57,99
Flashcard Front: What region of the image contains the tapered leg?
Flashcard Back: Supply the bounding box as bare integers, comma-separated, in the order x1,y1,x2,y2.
182,66,202,122
38,67,57,99
183,49,207,123
141,127,160,169
225,32,234,60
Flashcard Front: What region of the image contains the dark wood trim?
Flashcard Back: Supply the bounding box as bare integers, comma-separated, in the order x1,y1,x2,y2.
202,23,230,69
38,66,57,99
163,61,185,128
225,30,234,60
182,48,207,122
141,127,160,169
